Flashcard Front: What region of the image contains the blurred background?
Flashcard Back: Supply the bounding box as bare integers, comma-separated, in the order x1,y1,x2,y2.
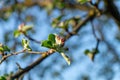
0,0,120,80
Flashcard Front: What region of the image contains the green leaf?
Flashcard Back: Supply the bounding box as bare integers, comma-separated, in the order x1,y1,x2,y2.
3,46,10,52
0,47,4,52
22,39,28,47
84,48,99,61
77,0,90,4
0,76,6,80
13,30,21,38
52,21,57,28
22,39,32,51
48,34,56,44
41,40,53,48
84,49,90,55
60,52,71,65
52,15,64,28
26,46,32,51
22,25,33,32
55,15,64,21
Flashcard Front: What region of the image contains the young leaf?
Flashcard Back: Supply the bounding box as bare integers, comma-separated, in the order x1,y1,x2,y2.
41,40,53,48
3,45,10,52
26,45,32,51
84,49,90,55
14,30,21,38
56,15,64,20
22,39,32,51
86,52,94,61
52,15,64,28
0,47,4,52
77,0,90,4
48,34,56,44
60,52,71,65
22,39,28,47
0,76,6,80
84,48,99,61
22,25,33,32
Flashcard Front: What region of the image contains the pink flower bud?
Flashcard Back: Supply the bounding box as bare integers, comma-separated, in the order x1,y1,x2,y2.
18,23,25,31
55,34,65,46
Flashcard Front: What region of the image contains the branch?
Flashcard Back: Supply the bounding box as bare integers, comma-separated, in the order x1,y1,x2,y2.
24,34,41,44
8,49,55,79
66,10,96,39
105,0,120,26
90,20,100,60
0,0,93,13
0,49,25,64
0,49,43,64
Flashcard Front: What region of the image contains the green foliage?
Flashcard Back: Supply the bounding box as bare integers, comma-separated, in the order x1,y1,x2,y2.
0,45,10,52
84,48,99,61
77,0,90,4
0,10,12,21
13,24,33,38
42,34,56,48
52,15,63,28
54,0,65,9
42,40,53,48
42,34,71,65
60,52,71,65
48,34,56,44
13,30,21,38
52,15,81,32
22,25,33,32
0,73,12,80
2,45,10,52
22,39,32,51
0,76,6,80
52,15,68,29
0,47,4,52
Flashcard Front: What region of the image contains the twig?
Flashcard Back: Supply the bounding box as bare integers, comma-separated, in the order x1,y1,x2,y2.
0,50,43,64
9,49,56,79
91,20,99,40
105,0,120,25
0,49,25,64
16,63,23,70
66,10,95,39
26,51,43,54
90,20,100,60
16,62,25,80
24,34,41,44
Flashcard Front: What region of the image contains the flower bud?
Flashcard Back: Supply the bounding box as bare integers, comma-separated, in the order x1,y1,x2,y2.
18,23,25,32
55,35,65,46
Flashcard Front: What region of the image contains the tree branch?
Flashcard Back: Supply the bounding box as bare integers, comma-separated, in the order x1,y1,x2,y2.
24,34,41,44
66,10,96,39
8,49,55,80
0,49,25,64
0,49,44,64
90,20,100,60
105,0,120,26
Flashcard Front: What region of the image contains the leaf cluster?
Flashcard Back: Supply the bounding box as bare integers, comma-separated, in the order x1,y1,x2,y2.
22,39,32,51
0,44,10,52
14,24,33,38
42,34,71,65
84,48,99,61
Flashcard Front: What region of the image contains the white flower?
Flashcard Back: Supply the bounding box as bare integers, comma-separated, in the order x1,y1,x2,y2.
55,34,65,46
